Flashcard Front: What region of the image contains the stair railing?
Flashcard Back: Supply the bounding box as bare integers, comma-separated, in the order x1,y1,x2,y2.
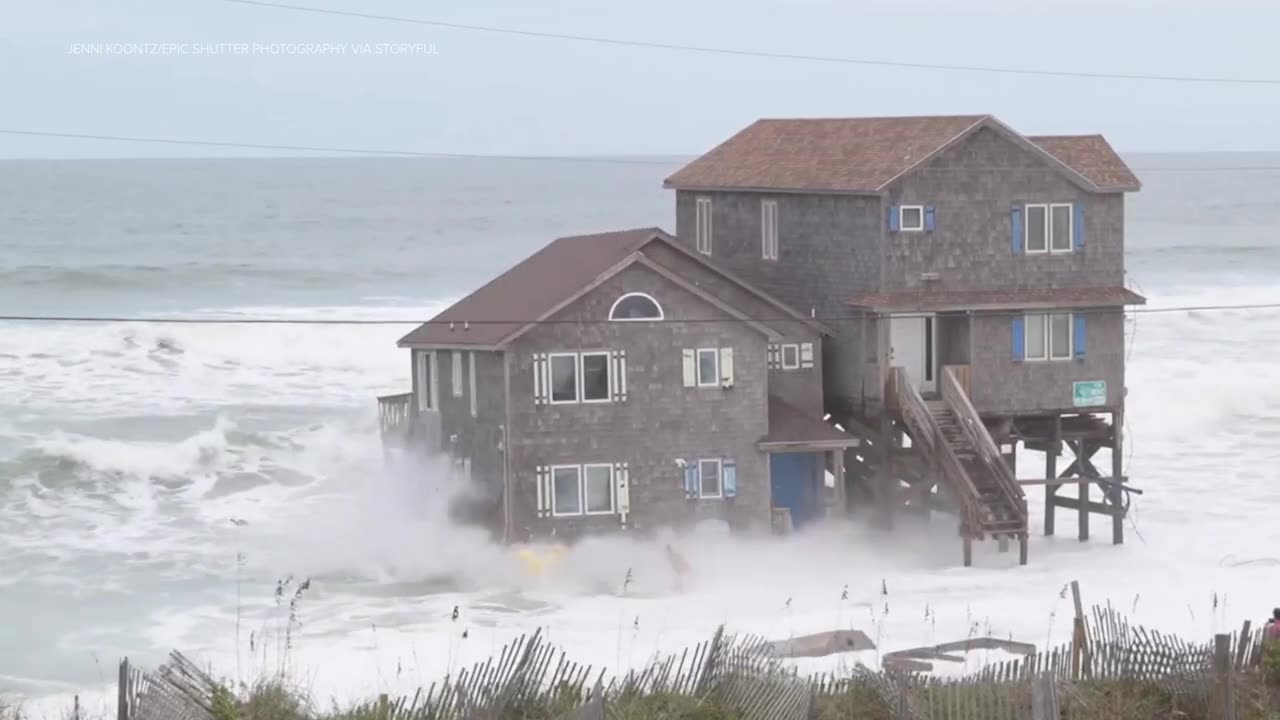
940,366,1027,524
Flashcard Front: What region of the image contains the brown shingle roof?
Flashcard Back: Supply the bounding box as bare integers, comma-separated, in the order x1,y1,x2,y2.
397,228,662,347
847,287,1147,312
1027,135,1141,191
665,115,985,193
760,396,860,448
663,115,1140,193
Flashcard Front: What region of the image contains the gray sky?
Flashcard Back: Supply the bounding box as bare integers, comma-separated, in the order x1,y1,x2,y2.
3,0,1278,158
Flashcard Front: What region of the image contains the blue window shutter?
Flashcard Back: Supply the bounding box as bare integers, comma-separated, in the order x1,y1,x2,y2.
1073,204,1085,250
1011,207,1023,253
924,205,936,232
683,463,698,499
1074,313,1086,358
888,205,900,232
1012,317,1025,361
722,459,737,498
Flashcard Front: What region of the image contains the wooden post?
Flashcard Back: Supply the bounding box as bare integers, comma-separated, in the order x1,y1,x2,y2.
378,693,389,720
1110,410,1125,545
1044,416,1060,536
1076,440,1090,542
1031,672,1059,720
1212,633,1236,720
1018,534,1029,565
117,658,129,720
962,533,973,567
832,449,847,518
1070,581,1087,680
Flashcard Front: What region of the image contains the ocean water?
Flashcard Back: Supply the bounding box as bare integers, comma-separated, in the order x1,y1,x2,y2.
2,154,1280,713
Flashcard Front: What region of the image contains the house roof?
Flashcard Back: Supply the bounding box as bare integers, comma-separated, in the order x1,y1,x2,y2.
663,115,1140,194
760,396,860,449
397,227,824,348
846,286,1147,312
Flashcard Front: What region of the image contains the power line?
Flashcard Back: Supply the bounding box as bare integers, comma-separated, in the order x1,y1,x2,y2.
5,129,1280,172
224,0,1280,87
2,302,1277,326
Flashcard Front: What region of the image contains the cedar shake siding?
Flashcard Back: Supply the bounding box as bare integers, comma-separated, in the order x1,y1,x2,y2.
505,263,772,539
673,189,879,407
881,126,1125,294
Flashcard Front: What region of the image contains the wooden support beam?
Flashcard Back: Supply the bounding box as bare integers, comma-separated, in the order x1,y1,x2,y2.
962,534,973,567
1019,534,1029,565
1045,415,1060,537
1110,410,1125,546
832,448,847,518
1052,495,1123,517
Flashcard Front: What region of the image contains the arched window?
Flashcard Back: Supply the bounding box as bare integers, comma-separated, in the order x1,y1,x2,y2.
608,292,664,321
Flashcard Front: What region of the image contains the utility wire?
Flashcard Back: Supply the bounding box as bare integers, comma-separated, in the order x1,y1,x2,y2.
4,129,1280,172
223,0,1280,87
2,302,1277,326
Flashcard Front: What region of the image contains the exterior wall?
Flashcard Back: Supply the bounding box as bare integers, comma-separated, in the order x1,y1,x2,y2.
937,313,971,366
968,309,1125,415
768,348,823,413
882,127,1125,294
673,189,882,406
410,348,508,528
505,263,772,541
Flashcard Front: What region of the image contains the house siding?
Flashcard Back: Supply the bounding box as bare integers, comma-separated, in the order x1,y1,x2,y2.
505,263,771,541
968,309,1125,414
882,127,1125,294
673,189,881,408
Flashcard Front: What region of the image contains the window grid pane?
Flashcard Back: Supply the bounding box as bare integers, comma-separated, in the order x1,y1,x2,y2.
1050,314,1072,359
697,349,718,386
581,353,610,401
550,355,578,402
1051,205,1072,251
1026,206,1047,252
1025,315,1047,359
699,460,721,497
584,465,613,513
901,206,923,230
553,467,581,515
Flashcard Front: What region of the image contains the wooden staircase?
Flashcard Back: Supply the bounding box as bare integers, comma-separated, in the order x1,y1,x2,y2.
889,366,1029,565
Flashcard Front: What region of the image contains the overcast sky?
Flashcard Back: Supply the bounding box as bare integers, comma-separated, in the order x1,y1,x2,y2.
3,0,1278,158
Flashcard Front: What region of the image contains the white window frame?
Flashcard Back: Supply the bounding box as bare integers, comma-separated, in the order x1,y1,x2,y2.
780,343,800,370
579,351,612,404
695,196,713,255
451,350,464,397
899,205,925,232
1024,313,1073,362
550,464,583,517
468,352,478,417
1049,202,1074,254
608,292,664,321
547,352,580,404
761,200,778,260
698,458,723,499
582,463,616,515
695,347,719,387
415,350,436,412
1024,204,1049,254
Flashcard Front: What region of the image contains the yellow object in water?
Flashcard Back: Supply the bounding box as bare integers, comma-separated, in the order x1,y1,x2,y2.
516,544,567,575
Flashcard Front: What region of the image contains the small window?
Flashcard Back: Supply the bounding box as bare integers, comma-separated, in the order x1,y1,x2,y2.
609,293,663,321
549,353,578,403
899,205,924,232
415,351,434,412
695,197,713,255
1024,314,1047,361
1050,203,1073,253
1049,313,1073,359
780,344,800,370
451,350,463,397
551,465,582,516
580,352,611,402
761,200,778,260
696,348,719,387
583,464,615,514
699,459,722,498
1025,204,1048,253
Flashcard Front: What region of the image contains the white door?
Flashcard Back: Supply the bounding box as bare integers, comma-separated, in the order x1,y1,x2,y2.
889,314,936,393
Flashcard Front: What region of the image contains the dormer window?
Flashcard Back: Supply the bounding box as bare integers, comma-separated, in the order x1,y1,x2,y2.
609,292,663,321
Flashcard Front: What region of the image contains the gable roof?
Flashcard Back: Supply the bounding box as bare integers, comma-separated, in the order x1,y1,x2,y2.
397,228,824,349
663,115,1140,194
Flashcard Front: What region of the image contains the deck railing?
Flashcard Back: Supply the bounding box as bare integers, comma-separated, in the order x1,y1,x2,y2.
940,366,1027,524
890,367,982,533
378,392,414,445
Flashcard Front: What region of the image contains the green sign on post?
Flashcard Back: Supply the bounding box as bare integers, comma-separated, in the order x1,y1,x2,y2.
1072,380,1107,408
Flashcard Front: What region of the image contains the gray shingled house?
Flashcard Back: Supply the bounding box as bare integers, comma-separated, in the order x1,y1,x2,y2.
663,114,1146,564
379,228,860,542
381,114,1145,565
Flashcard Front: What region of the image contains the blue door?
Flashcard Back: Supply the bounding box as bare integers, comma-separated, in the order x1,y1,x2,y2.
770,453,819,529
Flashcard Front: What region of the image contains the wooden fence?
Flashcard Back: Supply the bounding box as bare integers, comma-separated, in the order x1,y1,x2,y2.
114,604,1272,720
